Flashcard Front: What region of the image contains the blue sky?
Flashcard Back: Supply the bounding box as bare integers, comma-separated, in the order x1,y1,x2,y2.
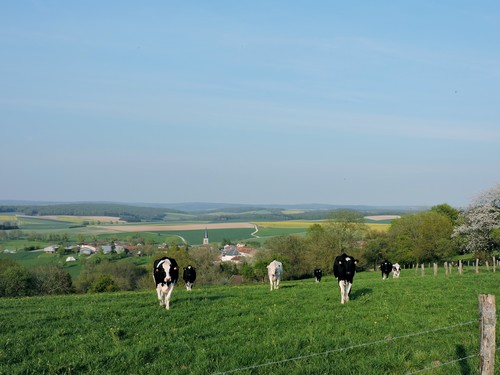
1,1,499,207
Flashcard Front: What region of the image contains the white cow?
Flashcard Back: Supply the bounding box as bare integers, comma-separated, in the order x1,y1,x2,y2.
392,263,401,278
267,260,283,291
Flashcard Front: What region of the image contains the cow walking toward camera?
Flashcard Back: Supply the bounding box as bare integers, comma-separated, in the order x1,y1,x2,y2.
392,263,401,278
267,260,283,291
153,257,179,310
333,253,357,304
314,268,323,282
183,265,197,291
380,260,393,280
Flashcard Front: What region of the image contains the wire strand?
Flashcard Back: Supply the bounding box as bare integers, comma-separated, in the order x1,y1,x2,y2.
406,346,500,374
211,319,478,375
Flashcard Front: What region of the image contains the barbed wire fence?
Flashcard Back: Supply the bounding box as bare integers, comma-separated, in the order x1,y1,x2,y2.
211,313,498,375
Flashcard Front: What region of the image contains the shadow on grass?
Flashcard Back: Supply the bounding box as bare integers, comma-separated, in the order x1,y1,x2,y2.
274,284,297,289
180,294,232,302
350,288,373,300
456,345,472,375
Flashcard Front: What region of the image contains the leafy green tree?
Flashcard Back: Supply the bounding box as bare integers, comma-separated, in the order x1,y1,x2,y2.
364,231,390,270
388,211,455,263
188,247,223,285
89,275,119,293
266,235,308,279
0,260,34,297
32,264,73,295
324,209,367,265
431,203,459,225
303,224,339,275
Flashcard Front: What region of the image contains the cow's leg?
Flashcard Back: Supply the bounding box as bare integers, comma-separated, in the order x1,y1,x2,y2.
156,284,164,306
269,276,274,291
275,277,280,289
339,280,345,304
345,281,352,302
164,284,175,310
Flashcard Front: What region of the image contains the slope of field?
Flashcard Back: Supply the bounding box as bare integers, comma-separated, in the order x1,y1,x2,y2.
1,270,498,374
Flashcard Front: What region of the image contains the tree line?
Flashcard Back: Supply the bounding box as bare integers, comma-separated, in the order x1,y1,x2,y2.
1,183,498,298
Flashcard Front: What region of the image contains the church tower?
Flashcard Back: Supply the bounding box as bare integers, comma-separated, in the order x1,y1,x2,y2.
203,227,209,245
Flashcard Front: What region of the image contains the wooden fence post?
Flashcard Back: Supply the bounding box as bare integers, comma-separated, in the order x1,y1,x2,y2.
479,294,496,375
476,258,480,273
444,262,448,276
433,263,438,276
459,259,463,275
493,256,496,273
421,263,425,276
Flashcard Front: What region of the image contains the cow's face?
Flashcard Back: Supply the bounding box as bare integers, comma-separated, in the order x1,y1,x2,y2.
166,261,179,286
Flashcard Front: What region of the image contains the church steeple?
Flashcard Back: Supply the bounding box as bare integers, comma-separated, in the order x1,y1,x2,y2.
203,227,209,245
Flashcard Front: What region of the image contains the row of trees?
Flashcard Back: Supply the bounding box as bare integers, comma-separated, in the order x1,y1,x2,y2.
0,260,73,297
1,183,498,297
254,183,500,278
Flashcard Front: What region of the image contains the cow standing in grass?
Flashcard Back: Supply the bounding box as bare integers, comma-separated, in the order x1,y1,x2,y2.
267,260,283,291
392,263,401,278
333,253,357,304
153,257,179,310
183,265,197,291
314,268,323,283
380,260,393,280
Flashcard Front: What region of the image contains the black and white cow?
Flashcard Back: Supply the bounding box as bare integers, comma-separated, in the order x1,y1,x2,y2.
267,260,283,291
380,260,393,280
392,263,401,278
314,268,323,283
333,253,357,304
183,265,197,291
153,257,179,310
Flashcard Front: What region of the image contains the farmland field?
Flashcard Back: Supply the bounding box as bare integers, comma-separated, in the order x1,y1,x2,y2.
0,269,498,374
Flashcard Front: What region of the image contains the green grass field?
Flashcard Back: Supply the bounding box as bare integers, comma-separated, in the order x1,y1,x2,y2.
0,269,498,374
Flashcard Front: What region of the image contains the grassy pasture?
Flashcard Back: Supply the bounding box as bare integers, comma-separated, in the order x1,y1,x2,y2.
1,269,498,374
96,228,257,245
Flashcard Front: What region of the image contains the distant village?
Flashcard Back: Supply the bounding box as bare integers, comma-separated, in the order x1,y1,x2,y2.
3,228,257,264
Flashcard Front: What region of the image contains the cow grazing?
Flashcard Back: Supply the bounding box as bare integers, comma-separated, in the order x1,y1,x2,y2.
380,260,393,280
333,253,357,304
153,257,179,310
392,263,401,278
183,265,197,291
267,260,283,291
314,268,323,283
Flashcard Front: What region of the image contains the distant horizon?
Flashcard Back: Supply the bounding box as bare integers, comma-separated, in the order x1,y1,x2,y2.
0,198,439,210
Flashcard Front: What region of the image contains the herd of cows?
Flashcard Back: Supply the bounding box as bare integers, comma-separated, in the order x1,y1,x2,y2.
152,254,402,310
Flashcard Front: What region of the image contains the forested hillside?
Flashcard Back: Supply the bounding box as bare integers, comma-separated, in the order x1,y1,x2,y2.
0,202,414,222
0,203,182,222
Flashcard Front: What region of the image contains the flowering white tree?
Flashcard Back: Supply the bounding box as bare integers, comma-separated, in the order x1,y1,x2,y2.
452,183,500,254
